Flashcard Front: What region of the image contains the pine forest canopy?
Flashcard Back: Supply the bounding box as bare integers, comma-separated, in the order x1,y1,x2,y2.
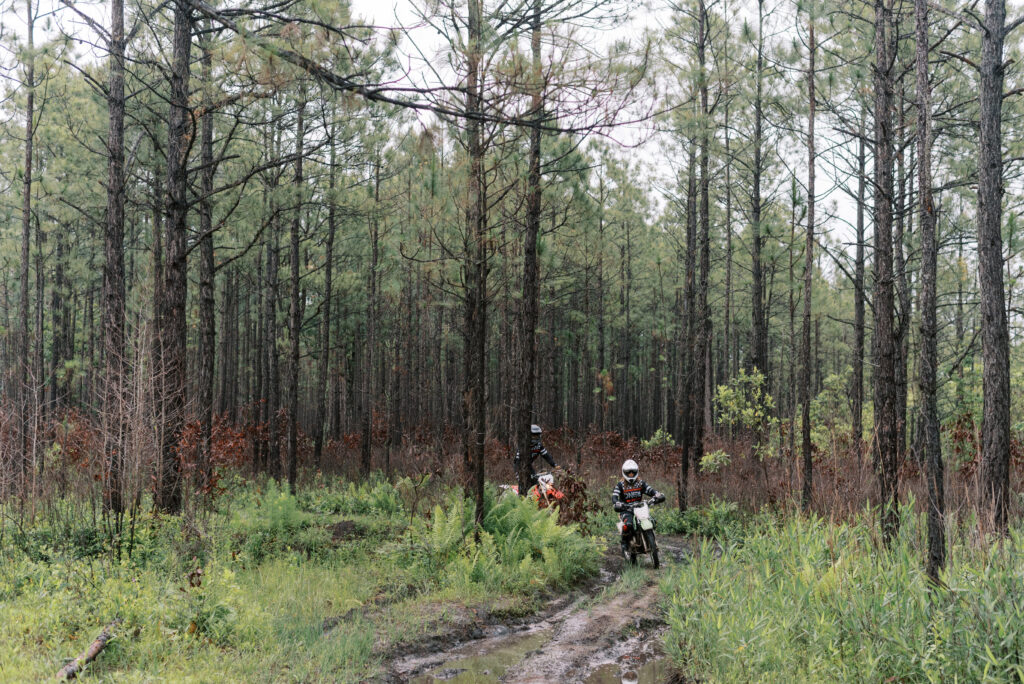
0,0,1023,563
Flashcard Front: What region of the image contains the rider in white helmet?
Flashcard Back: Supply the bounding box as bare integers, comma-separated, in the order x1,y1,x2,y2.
612,459,665,559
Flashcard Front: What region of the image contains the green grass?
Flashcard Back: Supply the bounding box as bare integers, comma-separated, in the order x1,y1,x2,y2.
662,504,1024,683
0,477,602,682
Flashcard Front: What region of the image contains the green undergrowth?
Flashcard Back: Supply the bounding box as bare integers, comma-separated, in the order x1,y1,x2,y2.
0,475,601,682
663,504,1024,683
656,497,744,540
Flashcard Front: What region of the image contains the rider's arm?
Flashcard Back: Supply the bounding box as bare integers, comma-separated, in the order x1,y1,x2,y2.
612,482,627,512
538,444,557,469
643,481,666,503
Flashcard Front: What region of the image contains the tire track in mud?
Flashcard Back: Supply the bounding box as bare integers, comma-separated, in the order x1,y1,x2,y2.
387,537,690,683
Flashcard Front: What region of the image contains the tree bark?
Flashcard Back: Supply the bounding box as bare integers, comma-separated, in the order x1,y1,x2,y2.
978,0,1011,535
197,31,216,496
693,0,710,474
853,111,866,462
287,100,305,494
156,0,193,513
724,103,733,385
18,0,35,489
462,0,488,526
314,119,337,471
873,0,900,544
55,619,123,681
894,87,911,466
517,0,544,496
103,0,127,515
750,0,768,380
361,153,380,475
801,20,816,512
679,142,697,511
915,0,945,579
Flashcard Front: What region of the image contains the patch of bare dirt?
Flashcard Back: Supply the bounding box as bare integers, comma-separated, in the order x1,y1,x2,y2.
330,519,361,541
383,534,691,683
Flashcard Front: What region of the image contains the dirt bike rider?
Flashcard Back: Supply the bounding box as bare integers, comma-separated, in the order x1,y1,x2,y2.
514,424,558,493
612,459,665,559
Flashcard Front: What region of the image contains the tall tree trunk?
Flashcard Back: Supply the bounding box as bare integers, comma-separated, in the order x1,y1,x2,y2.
693,0,710,473
517,0,544,495
750,0,768,379
156,0,192,513
287,100,305,494
894,87,911,465
853,112,866,461
915,0,945,579
18,0,35,489
679,143,697,511
801,20,816,512
788,176,797,489
463,0,488,526
104,0,127,515
314,120,337,471
197,32,216,497
267,229,281,480
35,211,45,441
724,104,733,384
978,0,1011,535
362,154,380,475
253,246,265,470
873,0,900,544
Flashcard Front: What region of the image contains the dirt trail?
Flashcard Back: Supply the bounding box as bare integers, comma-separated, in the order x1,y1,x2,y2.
388,537,689,683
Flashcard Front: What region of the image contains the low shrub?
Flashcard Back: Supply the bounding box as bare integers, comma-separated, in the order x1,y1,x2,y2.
228,482,326,562
657,497,743,539
298,474,404,517
402,488,602,596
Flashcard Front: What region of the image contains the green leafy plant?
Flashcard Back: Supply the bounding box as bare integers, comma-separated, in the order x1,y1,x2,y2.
641,426,675,450
715,368,777,445
699,449,731,474
657,498,742,539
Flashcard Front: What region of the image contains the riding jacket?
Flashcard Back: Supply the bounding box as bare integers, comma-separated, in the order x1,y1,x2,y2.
514,439,557,482
612,479,664,516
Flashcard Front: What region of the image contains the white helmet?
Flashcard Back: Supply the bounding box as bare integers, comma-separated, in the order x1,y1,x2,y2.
530,424,543,436
622,459,639,484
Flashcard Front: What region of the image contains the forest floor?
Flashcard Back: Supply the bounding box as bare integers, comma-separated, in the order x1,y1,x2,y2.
384,536,691,683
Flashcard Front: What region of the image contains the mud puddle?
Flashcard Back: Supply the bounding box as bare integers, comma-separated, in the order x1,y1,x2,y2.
583,656,675,684
406,629,552,682
579,620,673,684
392,536,689,683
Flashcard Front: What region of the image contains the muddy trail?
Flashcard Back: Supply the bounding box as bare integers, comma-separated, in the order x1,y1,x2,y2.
386,536,691,683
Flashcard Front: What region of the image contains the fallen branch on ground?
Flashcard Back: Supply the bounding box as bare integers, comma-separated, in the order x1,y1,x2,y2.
55,618,123,680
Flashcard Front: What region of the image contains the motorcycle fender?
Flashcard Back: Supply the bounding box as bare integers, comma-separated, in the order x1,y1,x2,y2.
640,519,654,531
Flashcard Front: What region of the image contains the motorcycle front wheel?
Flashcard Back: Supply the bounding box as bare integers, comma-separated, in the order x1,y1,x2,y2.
643,529,659,569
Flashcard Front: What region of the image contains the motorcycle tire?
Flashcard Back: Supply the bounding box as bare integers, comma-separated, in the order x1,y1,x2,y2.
643,529,659,569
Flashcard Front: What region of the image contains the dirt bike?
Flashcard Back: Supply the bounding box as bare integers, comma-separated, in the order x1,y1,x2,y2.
618,498,661,568
499,471,566,508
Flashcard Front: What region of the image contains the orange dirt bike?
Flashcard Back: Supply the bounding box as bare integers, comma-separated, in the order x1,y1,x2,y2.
499,471,566,508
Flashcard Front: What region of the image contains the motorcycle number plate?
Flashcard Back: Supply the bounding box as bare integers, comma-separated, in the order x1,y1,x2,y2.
640,519,653,530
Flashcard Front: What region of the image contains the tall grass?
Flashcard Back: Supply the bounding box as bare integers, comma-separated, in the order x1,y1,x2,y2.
0,477,601,682
663,505,1024,683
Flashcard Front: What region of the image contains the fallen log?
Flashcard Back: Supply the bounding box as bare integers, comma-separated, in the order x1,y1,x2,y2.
55,618,123,680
